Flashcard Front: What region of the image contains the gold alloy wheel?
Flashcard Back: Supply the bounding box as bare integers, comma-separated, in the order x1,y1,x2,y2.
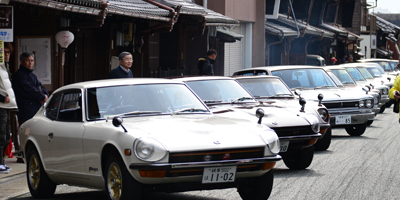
107,162,123,200
29,154,40,189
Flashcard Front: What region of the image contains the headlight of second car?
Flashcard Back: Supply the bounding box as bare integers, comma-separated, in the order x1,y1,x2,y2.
359,100,365,108
303,114,320,133
365,99,373,108
259,128,280,155
134,137,167,162
317,108,329,122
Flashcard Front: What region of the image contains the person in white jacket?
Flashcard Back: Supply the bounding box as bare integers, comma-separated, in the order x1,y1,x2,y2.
0,48,17,173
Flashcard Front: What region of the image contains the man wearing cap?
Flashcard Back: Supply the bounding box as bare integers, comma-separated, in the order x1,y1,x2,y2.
109,52,133,78
330,57,337,65
348,55,354,63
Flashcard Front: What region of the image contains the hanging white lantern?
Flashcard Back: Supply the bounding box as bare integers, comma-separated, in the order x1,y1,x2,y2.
55,30,74,49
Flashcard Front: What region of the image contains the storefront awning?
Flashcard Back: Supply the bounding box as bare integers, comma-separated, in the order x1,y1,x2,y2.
319,23,362,41
107,0,172,22
274,14,335,39
216,27,243,42
265,21,299,37
11,0,104,15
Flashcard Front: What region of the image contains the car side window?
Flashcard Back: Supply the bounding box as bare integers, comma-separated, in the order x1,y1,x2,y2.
58,92,82,122
45,93,62,120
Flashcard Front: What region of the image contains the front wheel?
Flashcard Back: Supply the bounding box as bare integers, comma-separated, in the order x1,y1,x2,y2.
105,154,142,200
345,122,368,136
238,169,274,200
314,127,332,151
367,120,373,126
282,145,314,169
26,147,57,198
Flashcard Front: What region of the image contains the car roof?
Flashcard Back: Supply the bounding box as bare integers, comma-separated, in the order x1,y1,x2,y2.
53,78,184,93
173,76,235,82
233,75,281,80
234,65,323,73
324,66,347,70
357,58,392,62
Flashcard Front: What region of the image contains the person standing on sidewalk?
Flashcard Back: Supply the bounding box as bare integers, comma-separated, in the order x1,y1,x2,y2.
0,44,18,174
109,52,134,78
197,49,217,75
12,52,48,131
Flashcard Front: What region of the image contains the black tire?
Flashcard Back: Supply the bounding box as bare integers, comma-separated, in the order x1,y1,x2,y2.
367,120,373,126
26,147,57,198
379,105,386,113
104,153,142,200
315,127,332,151
282,145,314,170
238,169,274,200
345,122,368,136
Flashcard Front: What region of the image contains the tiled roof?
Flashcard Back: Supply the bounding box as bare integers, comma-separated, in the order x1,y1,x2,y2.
107,0,171,22
265,21,299,37
319,23,362,41
154,0,239,25
274,14,335,38
11,0,104,15
374,14,400,34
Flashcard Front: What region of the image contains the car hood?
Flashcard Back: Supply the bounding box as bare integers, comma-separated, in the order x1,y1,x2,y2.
295,89,370,102
120,115,270,152
207,103,312,129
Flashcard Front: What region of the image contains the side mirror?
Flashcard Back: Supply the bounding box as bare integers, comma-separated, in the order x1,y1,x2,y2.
370,83,374,89
317,93,324,106
362,87,369,94
294,89,302,96
299,97,306,112
256,108,264,124
388,77,391,82
112,117,127,132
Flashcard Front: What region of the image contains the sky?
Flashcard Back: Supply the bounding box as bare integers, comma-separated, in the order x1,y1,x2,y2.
374,0,400,13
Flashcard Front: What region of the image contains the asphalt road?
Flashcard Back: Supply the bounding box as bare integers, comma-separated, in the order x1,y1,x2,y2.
6,109,400,200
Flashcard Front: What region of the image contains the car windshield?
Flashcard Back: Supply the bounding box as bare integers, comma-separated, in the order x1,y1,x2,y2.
185,79,256,104
374,65,386,74
271,68,336,89
390,61,399,70
327,71,344,87
236,78,293,98
366,68,382,77
86,84,208,119
330,69,356,85
357,67,374,79
345,67,367,81
376,61,392,71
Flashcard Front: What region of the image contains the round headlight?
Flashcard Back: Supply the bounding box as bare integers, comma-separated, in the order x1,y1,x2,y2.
303,114,320,133
383,88,388,95
366,99,372,108
259,128,280,155
318,108,329,122
134,138,167,162
359,100,365,107
373,96,379,105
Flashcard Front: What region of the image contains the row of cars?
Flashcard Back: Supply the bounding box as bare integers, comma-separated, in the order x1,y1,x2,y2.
17,59,398,200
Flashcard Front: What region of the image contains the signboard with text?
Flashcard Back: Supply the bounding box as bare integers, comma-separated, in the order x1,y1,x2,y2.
0,6,13,42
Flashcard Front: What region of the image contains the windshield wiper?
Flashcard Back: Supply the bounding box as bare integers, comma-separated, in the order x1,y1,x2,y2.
203,100,223,103
173,108,209,115
231,97,254,103
106,111,162,121
291,87,310,90
314,86,335,89
267,94,294,98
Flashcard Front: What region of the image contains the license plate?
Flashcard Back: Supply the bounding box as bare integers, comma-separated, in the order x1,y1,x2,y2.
202,166,236,183
280,141,290,152
336,115,351,125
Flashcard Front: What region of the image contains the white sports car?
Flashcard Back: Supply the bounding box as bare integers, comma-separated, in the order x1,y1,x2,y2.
18,78,281,200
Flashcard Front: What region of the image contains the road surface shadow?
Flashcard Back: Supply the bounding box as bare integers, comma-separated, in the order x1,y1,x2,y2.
273,168,323,178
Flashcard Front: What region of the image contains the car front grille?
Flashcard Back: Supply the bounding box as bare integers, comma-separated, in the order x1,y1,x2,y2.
168,147,264,164
323,101,359,109
272,126,313,137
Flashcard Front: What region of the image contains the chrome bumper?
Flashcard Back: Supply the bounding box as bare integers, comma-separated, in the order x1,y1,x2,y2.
329,112,375,126
379,95,390,104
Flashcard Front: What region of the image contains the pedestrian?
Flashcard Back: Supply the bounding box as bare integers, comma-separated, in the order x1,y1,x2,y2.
109,52,133,78
348,55,354,63
390,73,400,123
396,59,400,70
342,54,348,63
330,57,337,65
12,52,49,130
197,49,217,75
0,43,18,174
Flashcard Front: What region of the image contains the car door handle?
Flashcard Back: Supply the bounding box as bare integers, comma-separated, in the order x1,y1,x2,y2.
48,133,54,139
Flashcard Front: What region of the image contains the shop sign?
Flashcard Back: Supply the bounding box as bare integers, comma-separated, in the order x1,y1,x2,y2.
0,6,13,42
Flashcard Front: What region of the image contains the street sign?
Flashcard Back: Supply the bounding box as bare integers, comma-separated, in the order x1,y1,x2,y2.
0,6,13,42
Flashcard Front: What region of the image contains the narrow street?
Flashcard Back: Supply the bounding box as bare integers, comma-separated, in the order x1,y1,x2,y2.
3,109,399,200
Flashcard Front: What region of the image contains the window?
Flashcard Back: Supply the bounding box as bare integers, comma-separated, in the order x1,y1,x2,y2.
45,93,62,120
58,92,82,122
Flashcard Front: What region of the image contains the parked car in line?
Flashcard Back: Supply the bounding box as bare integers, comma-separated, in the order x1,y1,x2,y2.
325,65,387,114
307,55,325,66
233,66,376,136
233,75,331,151
174,76,325,169
18,78,282,200
357,58,399,76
